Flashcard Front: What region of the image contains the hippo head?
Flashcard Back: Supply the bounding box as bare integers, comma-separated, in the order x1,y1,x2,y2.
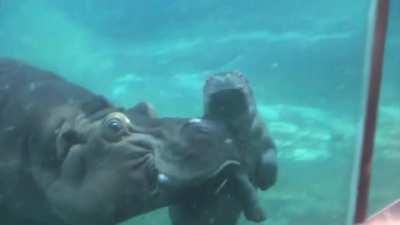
47,108,161,225
46,101,241,225
203,71,257,132
153,118,240,187
125,102,242,191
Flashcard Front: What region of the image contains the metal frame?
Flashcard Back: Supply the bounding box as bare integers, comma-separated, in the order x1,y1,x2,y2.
348,0,390,224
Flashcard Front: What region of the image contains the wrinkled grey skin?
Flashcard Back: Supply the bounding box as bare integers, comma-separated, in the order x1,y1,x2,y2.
169,71,278,225
0,59,244,225
125,103,243,189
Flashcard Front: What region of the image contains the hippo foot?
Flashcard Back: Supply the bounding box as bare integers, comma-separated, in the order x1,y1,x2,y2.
231,171,267,222
243,201,266,222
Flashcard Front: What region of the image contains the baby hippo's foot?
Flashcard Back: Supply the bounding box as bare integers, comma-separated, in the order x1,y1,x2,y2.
243,199,266,222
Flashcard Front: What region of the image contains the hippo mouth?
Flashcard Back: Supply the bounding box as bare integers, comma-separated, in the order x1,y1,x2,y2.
126,132,160,155
204,71,255,120
131,138,155,151
207,89,249,119
156,159,241,191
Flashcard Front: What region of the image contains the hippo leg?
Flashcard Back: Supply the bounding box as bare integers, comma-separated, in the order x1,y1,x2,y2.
231,171,266,222
255,148,278,190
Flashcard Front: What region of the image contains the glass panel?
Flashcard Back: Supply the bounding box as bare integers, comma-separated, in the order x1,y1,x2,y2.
369,0,400,216
0,1,375,225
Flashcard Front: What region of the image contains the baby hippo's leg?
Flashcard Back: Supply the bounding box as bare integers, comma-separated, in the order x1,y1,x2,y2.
255,148,278,191
231,171,266,222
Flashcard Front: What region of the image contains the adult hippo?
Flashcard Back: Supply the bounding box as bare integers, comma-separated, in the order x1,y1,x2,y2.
0,59,256,225
168,72,278,225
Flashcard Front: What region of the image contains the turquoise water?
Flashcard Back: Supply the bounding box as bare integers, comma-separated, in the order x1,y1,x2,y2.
0,0,398,224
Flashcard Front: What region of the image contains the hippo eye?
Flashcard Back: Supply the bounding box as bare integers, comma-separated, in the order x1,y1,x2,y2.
102,112,132,141
105,118,124,133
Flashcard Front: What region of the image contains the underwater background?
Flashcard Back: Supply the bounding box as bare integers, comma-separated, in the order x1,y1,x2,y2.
0,0,398,224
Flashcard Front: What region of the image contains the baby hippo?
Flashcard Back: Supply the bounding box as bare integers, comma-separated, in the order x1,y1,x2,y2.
204,71,277,191
168,72,278,225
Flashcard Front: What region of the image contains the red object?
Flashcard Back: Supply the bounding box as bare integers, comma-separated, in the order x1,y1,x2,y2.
361,200,400,225
352,0,389,223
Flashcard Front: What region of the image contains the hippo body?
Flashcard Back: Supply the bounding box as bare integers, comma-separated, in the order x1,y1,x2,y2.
0,59,95,225
0,59,246,225
169,72,278,225
0,59,163,225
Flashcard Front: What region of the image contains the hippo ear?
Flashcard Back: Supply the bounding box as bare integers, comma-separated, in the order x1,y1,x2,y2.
126,102,157,122
80,95,112,116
